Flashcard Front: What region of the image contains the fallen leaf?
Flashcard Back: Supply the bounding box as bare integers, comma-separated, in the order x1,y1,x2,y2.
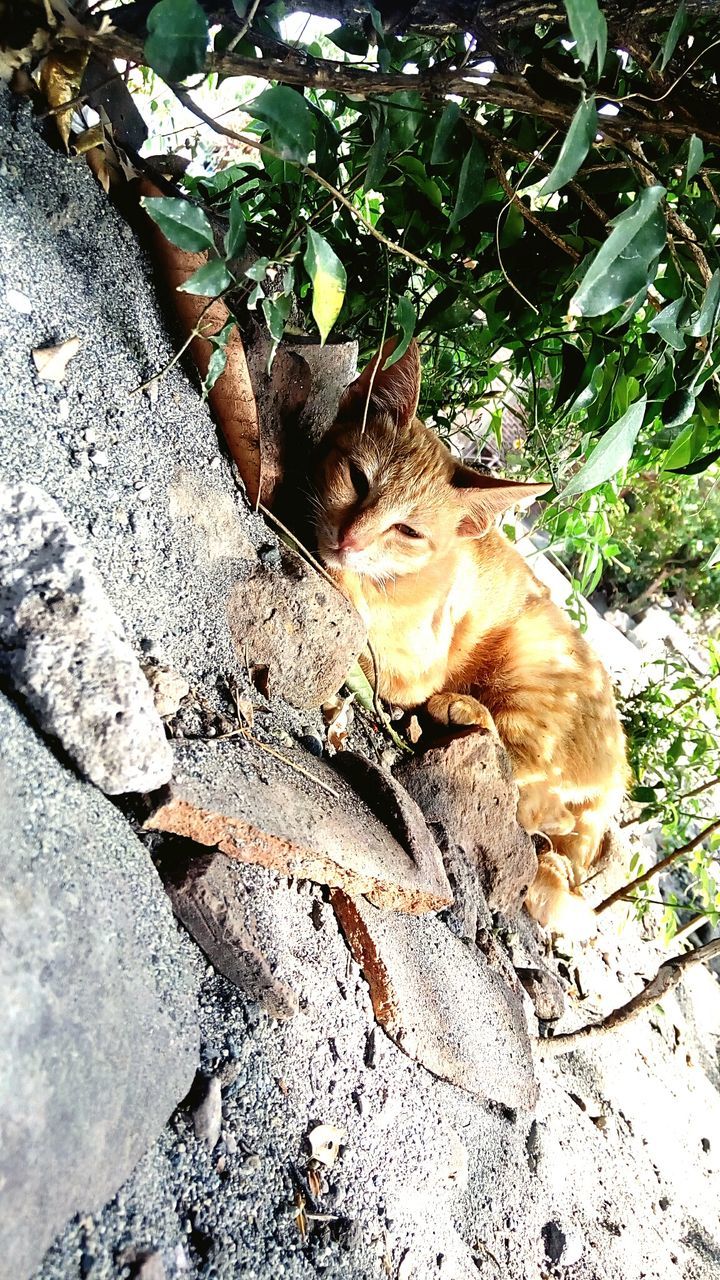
235,696,255,729
307,1123,345,1169
32,336,80,382
307,1167,322,1198
322,694,354,752
39,48,89,150
407,715,422,745
293,1187,307,1239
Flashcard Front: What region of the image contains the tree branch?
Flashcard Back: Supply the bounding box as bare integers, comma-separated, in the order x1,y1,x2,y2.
537,935,720,1057
597,816,720,914
489,146,581,261
87,28,720,148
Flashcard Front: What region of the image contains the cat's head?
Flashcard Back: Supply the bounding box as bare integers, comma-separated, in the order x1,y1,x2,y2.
313,338,549,581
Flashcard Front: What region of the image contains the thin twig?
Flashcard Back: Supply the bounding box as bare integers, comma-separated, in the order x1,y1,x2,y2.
244,731,340,799
131,295,226,394
225,0,261,54
537,936,720,1056
170,87,430,271
489,147,580,262
597,816,720,914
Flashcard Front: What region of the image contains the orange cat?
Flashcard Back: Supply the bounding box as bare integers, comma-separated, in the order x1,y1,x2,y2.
312,339,628,934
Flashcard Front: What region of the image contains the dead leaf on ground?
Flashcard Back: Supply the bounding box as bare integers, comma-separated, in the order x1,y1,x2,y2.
307,1123,345,1169
32,337,80,382
235,696,255,728
407,715,422,745
322,694,354,752
306,1167,322,1198
39,48,89,150
293,1187,307,1240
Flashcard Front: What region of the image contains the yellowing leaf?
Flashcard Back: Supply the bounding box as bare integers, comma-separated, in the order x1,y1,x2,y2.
32,337,81,383
303,228,346,346
40,49,89,151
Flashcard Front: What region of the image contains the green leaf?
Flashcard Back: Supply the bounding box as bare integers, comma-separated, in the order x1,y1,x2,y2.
203,320,235,398
707,543,720,569
304,227,346,345
540,97,597,195
431,101,461,165
262,292,292,343
560,396,647,497
366,127,390,189
144,0,208,82
177,259,233,296
689,270,720,336
660,1,687,70
224,192,247,258
142,196,214,252
343,661,412,753
661,388,696,428
327,25,368,55
384,297,416,369
662,420,708,472
569,186,666,318
686,134,704,184
247,86,315,163
564,0,607,75
649,297,688,350
449,139,485,229
245,256,270,283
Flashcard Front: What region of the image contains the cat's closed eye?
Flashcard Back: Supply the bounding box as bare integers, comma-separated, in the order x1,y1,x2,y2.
348,459,369,500
394,523,422,539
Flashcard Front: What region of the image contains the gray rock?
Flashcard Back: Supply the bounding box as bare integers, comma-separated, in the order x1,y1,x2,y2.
0,482,173,794
0,690,198,1280
397,732,537,916
332,891,537,1112
192,1075,223,1151
0,89,361,719
517,966,566,1023
161,850,300,1020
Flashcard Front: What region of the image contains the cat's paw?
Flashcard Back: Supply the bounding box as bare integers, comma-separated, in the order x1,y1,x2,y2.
426,692,496,733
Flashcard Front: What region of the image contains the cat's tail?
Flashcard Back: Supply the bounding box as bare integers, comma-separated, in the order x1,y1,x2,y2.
525,848,597,939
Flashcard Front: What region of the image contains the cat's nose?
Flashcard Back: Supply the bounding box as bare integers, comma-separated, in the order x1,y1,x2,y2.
338,529,361,553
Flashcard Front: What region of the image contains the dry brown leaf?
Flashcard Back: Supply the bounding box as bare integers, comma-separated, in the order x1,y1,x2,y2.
84,146,111,194
235,696,255,729
32,336,80,383
307,1123,345,1169
321,694,354,753
293,1188,307,1240
407,715,422,745
306,1167,322,1198
73,123,104,155
39,48,89,151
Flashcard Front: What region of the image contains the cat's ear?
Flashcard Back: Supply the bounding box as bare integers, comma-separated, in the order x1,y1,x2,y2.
452,465,550,537
338,338,421,427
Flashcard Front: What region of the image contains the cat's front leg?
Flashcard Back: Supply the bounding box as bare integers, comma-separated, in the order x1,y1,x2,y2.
426,692,498,735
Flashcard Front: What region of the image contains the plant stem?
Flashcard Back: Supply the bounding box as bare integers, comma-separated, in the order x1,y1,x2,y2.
596,815,720,914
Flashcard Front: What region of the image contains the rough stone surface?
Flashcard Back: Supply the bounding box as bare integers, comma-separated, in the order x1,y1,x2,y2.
397,731,537,915
0,690,198,1280
331,891,537,1111
517,966,566,1023
0,89,361,715
0,482,172,793
144,736,452,913
161,848,300,1019
227,549,365,709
